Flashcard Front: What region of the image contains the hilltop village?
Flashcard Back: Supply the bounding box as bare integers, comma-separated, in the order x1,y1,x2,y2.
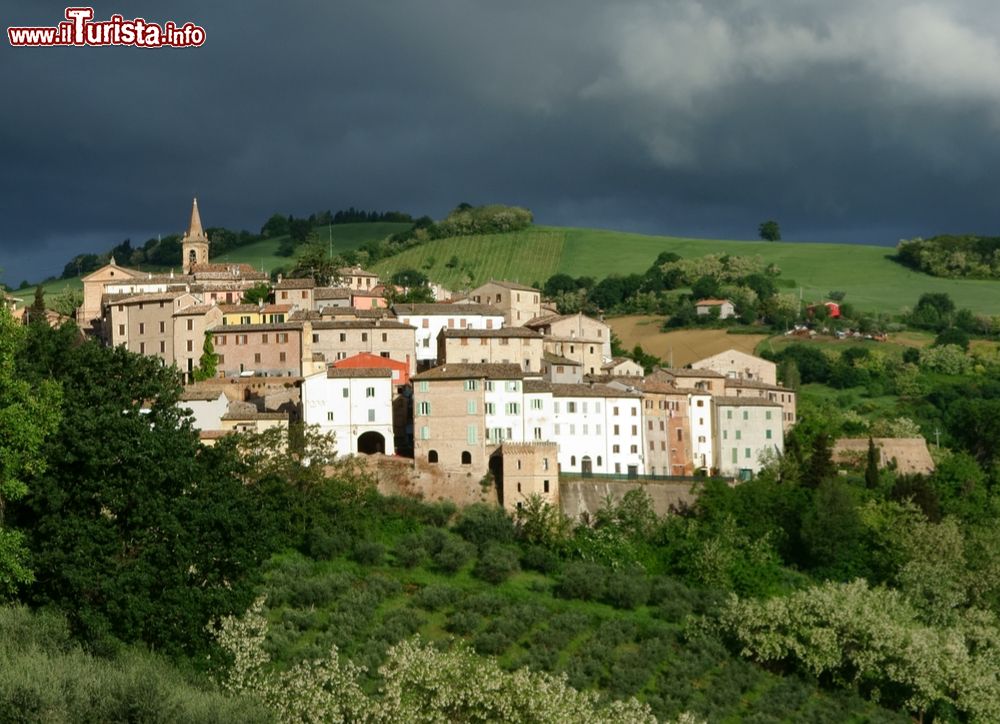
70,200,798,512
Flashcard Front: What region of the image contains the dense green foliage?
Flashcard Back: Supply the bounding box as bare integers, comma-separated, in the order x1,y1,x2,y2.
896,234,1000,279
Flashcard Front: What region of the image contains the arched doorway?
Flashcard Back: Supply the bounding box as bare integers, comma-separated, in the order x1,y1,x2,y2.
357,431,386,455
581,455,593,477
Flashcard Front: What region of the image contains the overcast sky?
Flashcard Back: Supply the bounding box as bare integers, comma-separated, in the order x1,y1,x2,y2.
3,0,1000,284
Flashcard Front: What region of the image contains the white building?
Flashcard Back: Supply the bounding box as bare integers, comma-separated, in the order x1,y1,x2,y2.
689,392,714,473
393,303,505,367
301,367,395,457
712,397,784,478
524,381,645,477
177,389,229,431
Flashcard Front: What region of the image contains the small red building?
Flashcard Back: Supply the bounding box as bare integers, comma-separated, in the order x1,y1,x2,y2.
333,351,410,387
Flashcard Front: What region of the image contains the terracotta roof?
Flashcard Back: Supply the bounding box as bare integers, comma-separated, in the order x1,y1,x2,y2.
724,379,793,392
524,313,564,327
211,322,302,333
659,367,726,378
602,357,641,370
178,389,226,402
393,303,503,316
325,367,394,379
173,304,218,316
111,291,188,305
635,380,683,394
275,277,316,289
337,266,379,277
712,396,782,407
542,351,581,366
473,280,539,292
413,363,525,381
189,262,258,275
440,327,541,339
222,401,289,421
218,303,291,314
524,381,642,398
311,320,412,330
315,287,352,300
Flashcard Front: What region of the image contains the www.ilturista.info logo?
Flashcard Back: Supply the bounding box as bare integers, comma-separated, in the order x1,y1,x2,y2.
8,7,205,48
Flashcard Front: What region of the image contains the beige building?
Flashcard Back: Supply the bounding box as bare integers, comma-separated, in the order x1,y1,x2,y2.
107,291,198,363
338,266,381,291
305,317,416,376
497,442,559,512
526,313,610,376
314,287,352,311
469,281,542,327
692,349,778,385
437,327,544,372
724,378,797,430
275,278,315,310
78,260,145,334
540,351,584,384
652,368,727,395
713,396,784,478
602,357,645,377
412,363,526,477
632,379,693,477
212,322,303,378
695,298,736,319
173,304,224,382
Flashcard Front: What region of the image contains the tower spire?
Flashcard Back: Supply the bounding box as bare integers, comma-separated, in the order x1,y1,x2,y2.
184,197,207,242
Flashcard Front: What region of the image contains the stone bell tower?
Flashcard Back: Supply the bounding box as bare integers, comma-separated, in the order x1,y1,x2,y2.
181,197,209,273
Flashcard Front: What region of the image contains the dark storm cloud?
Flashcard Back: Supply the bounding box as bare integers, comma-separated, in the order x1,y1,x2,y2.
3,0,1000,283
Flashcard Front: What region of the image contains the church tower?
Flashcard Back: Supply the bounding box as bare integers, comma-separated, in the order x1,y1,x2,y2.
181,197,209,273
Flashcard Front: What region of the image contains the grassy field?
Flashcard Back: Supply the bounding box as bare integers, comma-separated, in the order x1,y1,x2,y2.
608,316,769,367
372,229,565,290
755,331,936,360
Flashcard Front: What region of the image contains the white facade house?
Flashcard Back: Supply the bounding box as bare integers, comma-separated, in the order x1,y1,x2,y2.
689,392,714,473
177,390,229,431
524,381,645,477
394,303,505,366
713,397,784,478
301,367,395,457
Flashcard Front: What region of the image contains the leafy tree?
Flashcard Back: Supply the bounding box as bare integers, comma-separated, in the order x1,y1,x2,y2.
289,243,341,286
934,326,970,351
804,432,836,488
0,310,61,598
390,268,429,289
28,285,46,325
778,358,801,390
51,290,82,318
193,331,219,381
261,213,290,238
241,283,271,305
691,276,720,300
758,220,781,241
911,292,955,330
13,335,272,656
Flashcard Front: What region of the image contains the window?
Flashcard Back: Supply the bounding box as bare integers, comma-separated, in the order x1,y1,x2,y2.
460,451,472,465
218,354,225,364
630,445,638,453
139,342,145,354
571,455,576,466
631,425,637,435
159,341,165,354
368,409,375,422
281,291,288,300
569,424,575,435
613,406,619,416
631,407,637,416
726,409,733,419
613,444,620,453
464,379,478,391
428,450,438,463
279,352,286,362
467,426,477,444
530,398,542,410
723,430,728,440
342,388,349,398
553,423,560,435
254,353,262,364
186,340,193,352
597,455,603,467
381,352,390,358
567,401,577,413
484,402,495,415
698,435,706,443
554,401,560,413
745,447,751,459
185,319,193,331
417,401,431,416
765,410,772,420
506,381,519,392
467,400,477,415
158,321,165,333
533,427,542,440
676,429,683,441
766,429,773,440
139,322,145,334
420,426,430,440
313,334,319,343
421,319,429,328
240,315,251,325
543,457,549,470
485,381,494,391
613,425,620,435
382,332,388,342
339,333,347,342
418,381,429,392
366,387,375,398
583,424,588,435
262,334,269,343
361,333,368,342
505,402,520,415
118,324,125,336
743,410,749,421
732,448,738,463
735,430,742,440
327,411,334,421
543,480,550,493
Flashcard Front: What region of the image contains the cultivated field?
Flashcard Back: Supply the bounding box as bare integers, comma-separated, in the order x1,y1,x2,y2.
608,315,769,367
372,230,565,291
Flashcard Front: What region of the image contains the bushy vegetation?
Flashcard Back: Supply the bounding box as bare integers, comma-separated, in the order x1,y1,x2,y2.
895,234,1000,279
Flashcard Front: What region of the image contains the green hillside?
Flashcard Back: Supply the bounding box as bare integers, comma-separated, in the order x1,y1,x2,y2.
376,225,1000,314
373,230,566,290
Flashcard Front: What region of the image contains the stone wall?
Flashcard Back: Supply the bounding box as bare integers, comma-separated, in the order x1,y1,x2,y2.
559,478,703,519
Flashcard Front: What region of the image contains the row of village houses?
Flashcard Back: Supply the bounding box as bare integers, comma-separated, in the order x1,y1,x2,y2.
79,200,798,511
